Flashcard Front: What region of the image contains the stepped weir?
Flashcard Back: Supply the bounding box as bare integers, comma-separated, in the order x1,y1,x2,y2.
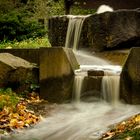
66,15,122,105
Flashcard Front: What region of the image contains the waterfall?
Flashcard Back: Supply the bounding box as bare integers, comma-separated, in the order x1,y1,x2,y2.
65,15,88,50
102,75,120,105
72,75,85,103
65,15,121,105
73,65,121,104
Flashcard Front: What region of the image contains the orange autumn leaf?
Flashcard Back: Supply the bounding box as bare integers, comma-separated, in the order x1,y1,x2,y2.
10,113,19,119
16,121,24,128
17,104,26,111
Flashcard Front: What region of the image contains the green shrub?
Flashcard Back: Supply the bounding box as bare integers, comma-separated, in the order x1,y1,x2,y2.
0,9,46,42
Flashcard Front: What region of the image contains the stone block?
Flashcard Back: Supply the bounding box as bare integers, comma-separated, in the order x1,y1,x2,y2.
120,47,140,104
39,47,79,103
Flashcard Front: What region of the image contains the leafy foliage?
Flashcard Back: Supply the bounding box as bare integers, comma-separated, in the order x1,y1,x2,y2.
53,0,96,15
0,100,40,132
0,37,51,49
110,128,140,140
0,88,19,111
71,5,96,15
0,9,46,41
34,0,65,17
0,0,95,43
101,114,140,140
0,88,42,133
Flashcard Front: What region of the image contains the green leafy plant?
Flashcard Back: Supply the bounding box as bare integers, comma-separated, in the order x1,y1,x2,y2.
0,88,19,111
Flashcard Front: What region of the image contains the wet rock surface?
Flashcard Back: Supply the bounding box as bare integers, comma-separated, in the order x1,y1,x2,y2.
81,76,102,100
84,9,140,51
88,70,104,76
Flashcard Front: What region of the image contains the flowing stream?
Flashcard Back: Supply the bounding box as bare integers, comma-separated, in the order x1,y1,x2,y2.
2,15,140,140
3,102,140,140
65,15,90,50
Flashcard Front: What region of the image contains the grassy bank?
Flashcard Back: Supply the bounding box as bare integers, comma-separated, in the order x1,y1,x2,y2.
0,37,51,49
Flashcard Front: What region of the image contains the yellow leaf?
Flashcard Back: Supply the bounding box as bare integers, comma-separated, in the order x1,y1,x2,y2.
16,121,24,128
25,119,32,124
10,113,19,119
135,115,140,122
9,119,18,127
17,104,26,111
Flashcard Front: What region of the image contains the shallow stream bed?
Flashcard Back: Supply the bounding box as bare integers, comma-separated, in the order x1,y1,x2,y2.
2,101,140,140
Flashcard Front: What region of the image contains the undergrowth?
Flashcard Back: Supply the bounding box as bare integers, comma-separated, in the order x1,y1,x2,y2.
0,37,51,49
0,88,19,111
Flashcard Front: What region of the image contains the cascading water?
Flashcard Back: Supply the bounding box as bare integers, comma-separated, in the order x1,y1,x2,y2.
65,15,89,50
73,65,122,104
72,75,85,103
101,75,120,105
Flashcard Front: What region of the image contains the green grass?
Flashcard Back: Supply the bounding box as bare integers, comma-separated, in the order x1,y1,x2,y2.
0,37,51,49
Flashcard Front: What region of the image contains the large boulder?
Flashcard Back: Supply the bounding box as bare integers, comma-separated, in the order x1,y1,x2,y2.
85,9,140,51
48,9,140,51
0,53,38,92
39,47,79,103
120,47,140,104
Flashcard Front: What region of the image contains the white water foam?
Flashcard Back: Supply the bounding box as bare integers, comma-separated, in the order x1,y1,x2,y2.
74,50,109,65
72,75,85,103
102,76,120,105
